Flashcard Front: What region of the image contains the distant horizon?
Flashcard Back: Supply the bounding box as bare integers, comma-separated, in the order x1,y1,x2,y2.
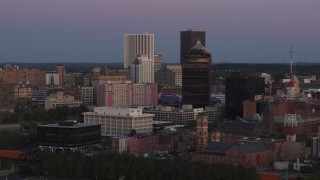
1,61,320,65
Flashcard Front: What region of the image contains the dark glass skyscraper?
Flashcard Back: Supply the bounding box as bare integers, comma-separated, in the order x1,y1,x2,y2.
182,41,212,108
225,72,265,119
180,29,206,64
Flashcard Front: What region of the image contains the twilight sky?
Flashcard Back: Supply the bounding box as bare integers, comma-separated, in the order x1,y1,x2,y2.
0,0,320,63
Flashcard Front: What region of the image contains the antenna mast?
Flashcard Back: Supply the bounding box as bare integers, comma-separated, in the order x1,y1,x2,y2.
289,44,294,75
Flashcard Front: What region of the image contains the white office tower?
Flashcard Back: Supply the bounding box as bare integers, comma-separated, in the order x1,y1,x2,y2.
124,33,154,69
131,55,154,83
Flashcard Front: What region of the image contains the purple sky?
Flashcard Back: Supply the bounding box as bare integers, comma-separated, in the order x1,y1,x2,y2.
1,0,320,63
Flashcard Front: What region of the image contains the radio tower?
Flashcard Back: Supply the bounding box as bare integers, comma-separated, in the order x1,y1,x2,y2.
289,44,294,76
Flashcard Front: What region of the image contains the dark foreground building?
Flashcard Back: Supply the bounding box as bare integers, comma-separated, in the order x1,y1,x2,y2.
38,120,101,151
182,41,212,108
226,72,265,119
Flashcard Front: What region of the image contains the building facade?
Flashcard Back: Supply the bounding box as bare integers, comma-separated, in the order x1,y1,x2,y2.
83,107,154,136
38,121,101,151
57,64,66,86
91,75,128,105
182,41,212,108
124,33,154,69
45,91,82,110
143,105,215,127
155,65,182,87
226,72,265,119
180,29,205,64
81,86,93,105
46,73,60,86
131,55,154,83
0,64,46,85
196,115,209,152
14,85,32,100
99,82,158,107
154,52,162,73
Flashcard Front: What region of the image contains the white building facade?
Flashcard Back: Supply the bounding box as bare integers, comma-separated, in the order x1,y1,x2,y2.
83,107,154,136
124,33,154,69
131,55,154,83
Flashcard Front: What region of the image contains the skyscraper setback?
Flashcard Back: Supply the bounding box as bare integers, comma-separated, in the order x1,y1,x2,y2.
180,29,206,64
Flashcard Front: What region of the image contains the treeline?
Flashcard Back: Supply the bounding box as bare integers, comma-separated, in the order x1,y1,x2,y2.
0,130,36,149
37,151,258,180
297,161,320,180
0,105,89,124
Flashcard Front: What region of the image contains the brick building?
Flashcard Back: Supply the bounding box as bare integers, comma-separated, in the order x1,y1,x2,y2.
196,115,208,152
99,82,158,107
193,139,288,170
0,64,45,84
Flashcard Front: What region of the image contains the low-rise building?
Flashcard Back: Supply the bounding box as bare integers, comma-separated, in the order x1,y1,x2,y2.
45,91,82,110
14,84,32,100
143,105,215,127
192,141,286,170
37,121,101,152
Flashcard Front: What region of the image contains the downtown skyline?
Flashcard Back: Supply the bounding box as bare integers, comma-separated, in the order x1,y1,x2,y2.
1,0,320,63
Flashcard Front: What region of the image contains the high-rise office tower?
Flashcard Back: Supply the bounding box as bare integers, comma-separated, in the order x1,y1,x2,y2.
225,72,265,119
57,64,66,86
182,41,212,108
180,29,205,64
131,55,154,84
124,33,154,69
154,52,162,72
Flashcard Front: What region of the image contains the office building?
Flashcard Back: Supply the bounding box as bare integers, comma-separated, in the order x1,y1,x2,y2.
124,33,154,68
57,64,66,86
104,65,131,80
155,65,182,87
225,72,265,119
81,86,93,105
182,41,212,108
131,55,154,83
38,121,101,151
196,115,209,152
65,73,75,85
45,91,82,110
32,84,46,106
83,107,154,136
99,82,157,107
0,64,46,85
180,29,205,64
91,75,128,105
154,52,162,72
13,84,32,100
143,105,215,127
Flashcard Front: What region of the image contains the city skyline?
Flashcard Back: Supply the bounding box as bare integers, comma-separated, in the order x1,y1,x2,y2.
1,0,320,63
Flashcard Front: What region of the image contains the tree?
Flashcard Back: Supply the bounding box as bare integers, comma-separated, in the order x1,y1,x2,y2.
130,129,137,136
187,120,197,128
